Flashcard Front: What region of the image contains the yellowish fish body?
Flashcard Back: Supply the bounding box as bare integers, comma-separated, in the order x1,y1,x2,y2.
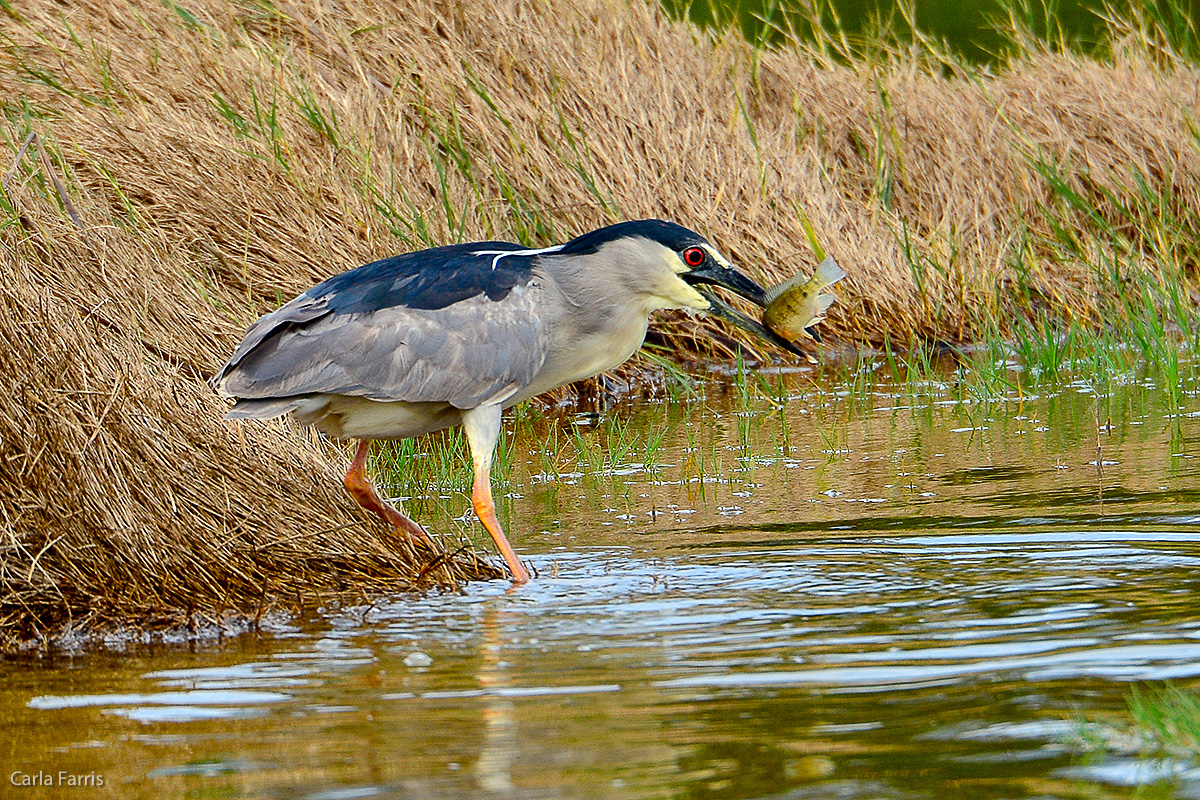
761,256,846,343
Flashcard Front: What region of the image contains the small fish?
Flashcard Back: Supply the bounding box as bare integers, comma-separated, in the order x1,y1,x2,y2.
761,256,847,343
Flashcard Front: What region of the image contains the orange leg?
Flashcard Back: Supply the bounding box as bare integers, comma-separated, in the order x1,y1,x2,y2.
472,464,531,585
463,404,530,584
343,439,435,547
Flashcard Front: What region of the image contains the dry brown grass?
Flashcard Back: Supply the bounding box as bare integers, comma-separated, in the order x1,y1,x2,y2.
1,0,1198,647
0,216,505,649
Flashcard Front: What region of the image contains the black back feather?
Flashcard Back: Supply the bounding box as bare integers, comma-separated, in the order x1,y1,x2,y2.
308,241,533,314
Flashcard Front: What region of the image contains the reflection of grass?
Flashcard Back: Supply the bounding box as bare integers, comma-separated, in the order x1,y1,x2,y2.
816,312,1197,427
367,337,1195,556
375,399,698,536
1073,684,1200,758
1128,684,1200,754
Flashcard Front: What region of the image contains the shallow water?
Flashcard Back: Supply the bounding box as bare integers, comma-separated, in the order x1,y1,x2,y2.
5,363,1200,799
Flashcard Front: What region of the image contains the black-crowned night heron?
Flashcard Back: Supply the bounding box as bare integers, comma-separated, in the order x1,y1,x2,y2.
213,220,798,584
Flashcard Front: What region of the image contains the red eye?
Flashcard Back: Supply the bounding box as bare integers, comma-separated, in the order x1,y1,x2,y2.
683,247,705,267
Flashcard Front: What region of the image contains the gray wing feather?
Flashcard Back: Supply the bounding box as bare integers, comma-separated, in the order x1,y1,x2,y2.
213,293,332,385
217,283,548,410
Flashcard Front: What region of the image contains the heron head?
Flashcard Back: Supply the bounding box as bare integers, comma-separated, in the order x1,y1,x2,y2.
553,220,805,356
602,220,806,357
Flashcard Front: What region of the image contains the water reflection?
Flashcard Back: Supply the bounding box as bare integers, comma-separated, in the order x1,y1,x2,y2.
475,604,517,794
3,375,1200,798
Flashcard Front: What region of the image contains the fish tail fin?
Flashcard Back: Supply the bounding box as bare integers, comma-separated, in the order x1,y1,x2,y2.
763,256,847,305
814,256,847,289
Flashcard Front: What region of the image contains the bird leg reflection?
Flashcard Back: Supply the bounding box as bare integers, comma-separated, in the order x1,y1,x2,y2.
475,602,518,792
343,439,436,547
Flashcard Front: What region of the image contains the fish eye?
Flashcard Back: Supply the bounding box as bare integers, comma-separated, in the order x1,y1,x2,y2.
682,247,706,268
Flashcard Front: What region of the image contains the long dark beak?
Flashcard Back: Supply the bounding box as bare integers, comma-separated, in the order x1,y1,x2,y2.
682,260,768,306
683,262,807,358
